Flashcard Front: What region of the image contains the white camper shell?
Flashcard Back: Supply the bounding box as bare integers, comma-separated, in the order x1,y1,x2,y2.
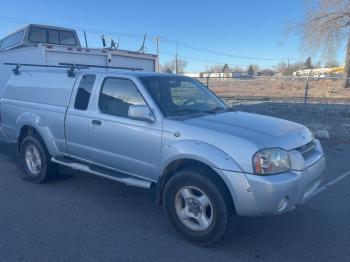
0,24,158,106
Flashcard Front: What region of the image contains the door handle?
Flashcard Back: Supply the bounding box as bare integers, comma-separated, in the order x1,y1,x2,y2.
92,120,102,126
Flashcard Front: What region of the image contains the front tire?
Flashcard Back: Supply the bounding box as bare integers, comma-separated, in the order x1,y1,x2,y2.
162,167,233,246
20,135,58,183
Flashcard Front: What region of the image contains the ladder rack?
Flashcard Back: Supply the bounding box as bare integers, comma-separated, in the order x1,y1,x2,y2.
4,62,143,78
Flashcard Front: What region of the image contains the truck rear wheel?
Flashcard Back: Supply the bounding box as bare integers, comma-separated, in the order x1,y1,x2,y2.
20,135,58,183
162,167,233,246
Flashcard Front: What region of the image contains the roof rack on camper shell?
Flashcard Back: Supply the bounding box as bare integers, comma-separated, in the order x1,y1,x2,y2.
4,62,144,77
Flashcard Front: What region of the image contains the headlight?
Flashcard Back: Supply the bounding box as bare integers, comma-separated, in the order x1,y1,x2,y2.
253,148,290,175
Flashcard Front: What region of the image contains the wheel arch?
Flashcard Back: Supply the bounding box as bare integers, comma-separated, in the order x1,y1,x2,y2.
17,124,58,157
156,157,236,214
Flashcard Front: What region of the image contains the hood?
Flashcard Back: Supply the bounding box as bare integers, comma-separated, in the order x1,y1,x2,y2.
182,111,313,150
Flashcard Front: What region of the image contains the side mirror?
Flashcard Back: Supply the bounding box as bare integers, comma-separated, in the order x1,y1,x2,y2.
128,105,155,123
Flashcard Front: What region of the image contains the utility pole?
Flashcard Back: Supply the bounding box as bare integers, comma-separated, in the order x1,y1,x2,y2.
152,36,163,72
175,42,179,74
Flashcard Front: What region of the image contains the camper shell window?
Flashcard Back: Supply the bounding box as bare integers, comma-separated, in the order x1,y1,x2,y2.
29,27,46,43
59,31,76,45
1,30,24,50
48,30,60,44
28,27,77,46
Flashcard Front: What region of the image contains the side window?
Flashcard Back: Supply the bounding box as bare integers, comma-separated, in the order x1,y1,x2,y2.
48,30,60,44
60,31,76,45
99,78,146,118
29,27,47,43
2,30,24,49
74,74,96,110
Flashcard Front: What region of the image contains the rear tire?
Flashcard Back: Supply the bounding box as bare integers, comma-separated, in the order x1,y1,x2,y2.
162,167,233,246
20,135,58,183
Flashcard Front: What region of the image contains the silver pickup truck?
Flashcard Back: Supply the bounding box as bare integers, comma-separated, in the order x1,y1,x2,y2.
0,65,326,245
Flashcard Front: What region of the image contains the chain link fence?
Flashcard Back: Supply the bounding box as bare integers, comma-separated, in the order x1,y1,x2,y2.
194,76,350,141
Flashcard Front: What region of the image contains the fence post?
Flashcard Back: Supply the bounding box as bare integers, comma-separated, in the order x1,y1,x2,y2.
304,69,313,105
206,71,212,88
304,77,309,104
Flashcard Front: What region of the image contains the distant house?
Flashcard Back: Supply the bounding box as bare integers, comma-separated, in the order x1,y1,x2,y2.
231,71,252,78
293,67,344,77
183,72,201,78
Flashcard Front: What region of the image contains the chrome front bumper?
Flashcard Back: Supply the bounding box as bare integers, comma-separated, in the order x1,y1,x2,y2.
216,155,326,217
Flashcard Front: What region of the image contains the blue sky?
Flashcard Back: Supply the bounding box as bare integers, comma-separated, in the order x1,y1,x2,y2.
0,0,341,71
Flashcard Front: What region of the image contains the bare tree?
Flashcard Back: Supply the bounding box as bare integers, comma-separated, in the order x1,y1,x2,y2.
276,61,304,76
325,60,340,67
300,0,350,87
160,61,175,73
160,58,188,74
305,56,313,69
209,64,225,73
176,59,188,74
247,65,255,76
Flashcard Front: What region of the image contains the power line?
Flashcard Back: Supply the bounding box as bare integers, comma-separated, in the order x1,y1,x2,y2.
171,41,291,61
0,15,146,39
159,50,274,68
0,15,326,65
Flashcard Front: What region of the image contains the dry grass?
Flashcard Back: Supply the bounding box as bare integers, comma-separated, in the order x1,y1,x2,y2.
198,77,350,99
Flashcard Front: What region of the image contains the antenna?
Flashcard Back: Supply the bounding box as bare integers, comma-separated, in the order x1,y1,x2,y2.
138,33,147,53
101,35,119,50
102,35,106,47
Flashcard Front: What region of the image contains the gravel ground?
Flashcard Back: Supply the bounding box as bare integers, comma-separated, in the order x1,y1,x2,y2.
0,139,349,262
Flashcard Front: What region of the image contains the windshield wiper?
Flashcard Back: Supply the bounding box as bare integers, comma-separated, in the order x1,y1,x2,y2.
167,107,235,117
203,107,235,114
167,109,203,116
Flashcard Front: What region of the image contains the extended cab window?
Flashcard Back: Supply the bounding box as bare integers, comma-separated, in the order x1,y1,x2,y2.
99,78,146,118
74,74,96,110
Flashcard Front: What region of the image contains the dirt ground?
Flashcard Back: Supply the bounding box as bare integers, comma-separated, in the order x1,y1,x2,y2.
198,77,350,99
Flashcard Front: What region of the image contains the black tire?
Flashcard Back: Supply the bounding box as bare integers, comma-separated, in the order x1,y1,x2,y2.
162,167,233,246
20,135,58,183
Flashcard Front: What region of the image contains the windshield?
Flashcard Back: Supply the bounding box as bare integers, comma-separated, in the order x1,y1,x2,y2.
139,76,228,117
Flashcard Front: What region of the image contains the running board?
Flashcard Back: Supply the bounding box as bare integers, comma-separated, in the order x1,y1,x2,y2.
51,157,152,189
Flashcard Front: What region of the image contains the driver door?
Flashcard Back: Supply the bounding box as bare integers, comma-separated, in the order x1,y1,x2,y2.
85,77,162,181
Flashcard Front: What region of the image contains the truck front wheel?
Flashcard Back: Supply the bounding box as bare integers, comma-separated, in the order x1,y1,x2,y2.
20,135,58,183
162,167,233,246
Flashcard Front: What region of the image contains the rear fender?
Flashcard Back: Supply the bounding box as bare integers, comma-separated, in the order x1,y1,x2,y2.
16,112,59,156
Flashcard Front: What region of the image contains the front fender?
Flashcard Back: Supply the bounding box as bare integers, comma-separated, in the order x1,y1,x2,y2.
16,112,60,156
160,139,243,176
